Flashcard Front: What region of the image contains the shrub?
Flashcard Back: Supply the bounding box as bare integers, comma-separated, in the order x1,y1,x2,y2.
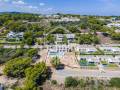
51,57,61,69
51,80,57,85
27,48,38,57
65,77,78,87
110,78,120,88
78,79,86,87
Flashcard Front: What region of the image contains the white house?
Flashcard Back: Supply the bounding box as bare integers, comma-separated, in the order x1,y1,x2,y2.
78,55,100,64
48,45,72,53
78,54,120,65
48,45,72,58
99,46,120,54
107,23,120,28
54,34,75,44
75,45,98,53
115,29,120,33
115,56,120,64
7,31,24,39
50,17,80,22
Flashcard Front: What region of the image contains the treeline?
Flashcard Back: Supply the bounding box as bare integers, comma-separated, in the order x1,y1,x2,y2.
0,13,41,26
0,48,38,64
76,34,99,44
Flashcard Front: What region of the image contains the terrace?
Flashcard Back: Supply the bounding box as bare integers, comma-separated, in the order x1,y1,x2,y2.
77,55,120,68
53,34,75,44
78,55,100,66
48,45,72,58
75,45,99,55
99,46,120,54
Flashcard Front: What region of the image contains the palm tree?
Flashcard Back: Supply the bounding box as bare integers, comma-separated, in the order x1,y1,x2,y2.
51,57,61,68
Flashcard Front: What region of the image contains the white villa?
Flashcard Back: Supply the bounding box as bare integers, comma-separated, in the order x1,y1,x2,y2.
99,46,120,54
48,45,72,58
115,56,120,64
54,34,75,44
48,45,72,53
75,45,98,53
78,55,100,64
107,23,120,28
115,29,120,33
49,17,80,22
78,55,120,65
7,31,24,39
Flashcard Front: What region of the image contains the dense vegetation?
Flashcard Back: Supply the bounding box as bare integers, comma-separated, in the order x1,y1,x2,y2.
0,13,120,45
64,77,120,90
110,78,120,88
4,57,32,78
0,48,38,64
76,34,99,44
24,62,48,90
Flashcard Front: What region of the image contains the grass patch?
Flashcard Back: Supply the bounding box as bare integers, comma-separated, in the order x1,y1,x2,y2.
108,64,118,67
101,61,108,65
79,60,88,66
88,63,96,66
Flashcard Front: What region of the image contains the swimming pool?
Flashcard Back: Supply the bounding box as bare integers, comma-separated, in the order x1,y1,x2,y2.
48,51,64,58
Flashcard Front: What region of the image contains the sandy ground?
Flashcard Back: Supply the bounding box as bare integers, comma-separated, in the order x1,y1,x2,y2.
37,49,80,68
0,65,18,87
61,52,80,68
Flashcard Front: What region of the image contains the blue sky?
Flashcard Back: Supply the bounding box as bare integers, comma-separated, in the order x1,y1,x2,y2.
0,0,120,15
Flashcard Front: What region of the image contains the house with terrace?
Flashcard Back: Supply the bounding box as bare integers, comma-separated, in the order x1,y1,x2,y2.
7,31,24,41
49,17,80,22
78,55,120,67
99,46,120,54
48,45,72,58
75,45,98,54
115,29,120,33
53,34,75,44
107,23,120,28
78,55,100,66
46,26,76,44
115,56,120,65
96,55,115,64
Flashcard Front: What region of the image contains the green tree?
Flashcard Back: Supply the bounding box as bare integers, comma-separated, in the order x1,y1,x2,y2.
24,62,47,89
27,48,38,57
51,57,61,69
37,39,44,45
110,78,120,88
65,77,78,87
78,79,86,87
46,34,55,44
4,57,32,78
63,35,68,45
111,33,120,40
23,31,36,45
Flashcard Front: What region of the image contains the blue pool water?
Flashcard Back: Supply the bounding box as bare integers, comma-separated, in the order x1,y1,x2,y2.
48,51,64,58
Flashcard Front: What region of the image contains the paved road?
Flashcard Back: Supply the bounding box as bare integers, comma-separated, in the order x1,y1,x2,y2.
52,68,120,83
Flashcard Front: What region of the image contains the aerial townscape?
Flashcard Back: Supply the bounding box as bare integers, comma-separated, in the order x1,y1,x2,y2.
0,0,120,90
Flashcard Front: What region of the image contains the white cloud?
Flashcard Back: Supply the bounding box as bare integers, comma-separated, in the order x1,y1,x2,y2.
39,3,45,6
12,0,26,5
28,5,38,9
